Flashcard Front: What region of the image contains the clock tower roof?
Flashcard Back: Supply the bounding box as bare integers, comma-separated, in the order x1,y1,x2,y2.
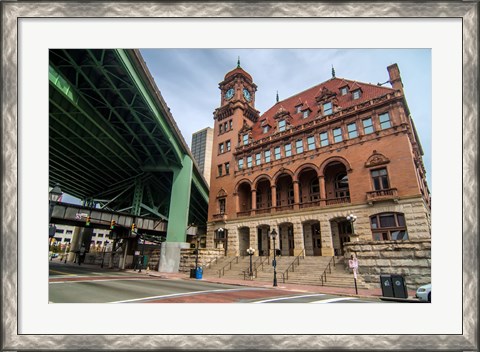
224,66,253,82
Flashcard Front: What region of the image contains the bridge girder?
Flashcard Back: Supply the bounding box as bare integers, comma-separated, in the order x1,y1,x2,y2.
49,49,209,229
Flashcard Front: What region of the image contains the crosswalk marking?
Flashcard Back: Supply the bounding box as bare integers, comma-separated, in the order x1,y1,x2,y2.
109,287,265,303
253,293,326,303
311,297,357,304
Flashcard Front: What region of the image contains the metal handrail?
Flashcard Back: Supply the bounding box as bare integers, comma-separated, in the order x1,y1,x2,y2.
242,256,270,280
218,256,239,277
279,249,305,283
202,256,219,270
256,256,270,272
320,256,336,286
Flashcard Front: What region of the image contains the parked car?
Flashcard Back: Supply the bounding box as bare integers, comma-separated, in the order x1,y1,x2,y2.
415,283,431,302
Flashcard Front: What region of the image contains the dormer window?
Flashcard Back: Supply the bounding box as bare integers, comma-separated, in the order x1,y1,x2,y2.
352,89,362,100
295,105,302,114
340,86,349,95
303,110,310,118
323,102,333,116
263,125,270,133
278,119,286,132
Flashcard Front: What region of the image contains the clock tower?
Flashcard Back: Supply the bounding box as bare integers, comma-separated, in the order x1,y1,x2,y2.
207,60,259,252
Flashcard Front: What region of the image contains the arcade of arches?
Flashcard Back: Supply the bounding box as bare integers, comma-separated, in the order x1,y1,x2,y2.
226,161,352,219
208,160,428,257
208,216,357,257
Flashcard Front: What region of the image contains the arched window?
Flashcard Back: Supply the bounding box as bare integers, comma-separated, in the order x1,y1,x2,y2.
370,212,408,241
335,173,350,198
309,178,320,201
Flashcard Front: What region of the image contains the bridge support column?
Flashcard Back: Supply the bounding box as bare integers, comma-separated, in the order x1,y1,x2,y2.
159,154,193,273
67,226,82,262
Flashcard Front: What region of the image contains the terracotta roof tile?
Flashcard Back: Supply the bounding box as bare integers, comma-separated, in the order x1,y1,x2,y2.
251,77,395,140
225,67,253,82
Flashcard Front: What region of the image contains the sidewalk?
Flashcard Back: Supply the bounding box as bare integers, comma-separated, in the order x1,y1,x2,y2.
133,268,419,301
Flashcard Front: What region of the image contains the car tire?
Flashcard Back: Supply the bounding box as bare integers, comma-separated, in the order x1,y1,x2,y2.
428,292,431,302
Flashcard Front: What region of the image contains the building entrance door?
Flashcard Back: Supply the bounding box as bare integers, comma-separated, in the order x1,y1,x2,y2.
311,223,321,256
238,228,250,256
337,220,352,256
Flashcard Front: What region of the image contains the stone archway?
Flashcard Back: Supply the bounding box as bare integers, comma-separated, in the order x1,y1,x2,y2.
303,220,321,256
330,217,352,256
278,222,294,256
256,224,271,256
238,226,250,256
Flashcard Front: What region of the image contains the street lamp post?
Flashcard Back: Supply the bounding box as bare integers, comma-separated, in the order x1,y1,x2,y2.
101,241,109,268
138,234,146,273
346,214,357,236
246,247,255,279
269,229,278,287
63,243,69,263
194,235,200,271
346,214,359,294
49,184,63,241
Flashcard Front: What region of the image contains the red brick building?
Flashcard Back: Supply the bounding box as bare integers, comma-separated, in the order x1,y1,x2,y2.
206,62,431,258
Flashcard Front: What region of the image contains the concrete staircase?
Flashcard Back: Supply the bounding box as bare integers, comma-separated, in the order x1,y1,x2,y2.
203,255,369,289
202,256,251,279
281,256,369,289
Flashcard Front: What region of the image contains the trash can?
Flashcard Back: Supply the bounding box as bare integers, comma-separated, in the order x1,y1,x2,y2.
195,267,203,279
380,275,394,297
190,268,196,278
391,275,408,299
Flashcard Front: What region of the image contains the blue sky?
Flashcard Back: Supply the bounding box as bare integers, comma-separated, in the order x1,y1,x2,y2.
140,48,432,188
61,48,431,205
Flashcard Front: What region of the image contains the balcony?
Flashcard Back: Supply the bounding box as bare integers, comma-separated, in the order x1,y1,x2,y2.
255,208,272,215
237,210,251,217
325,196,351,206
366,188,399,204
299,200,321,209
275,204,294,212
212,213,227,221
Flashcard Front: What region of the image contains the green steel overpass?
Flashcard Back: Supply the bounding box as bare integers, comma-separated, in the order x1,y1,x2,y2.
49,49,209,271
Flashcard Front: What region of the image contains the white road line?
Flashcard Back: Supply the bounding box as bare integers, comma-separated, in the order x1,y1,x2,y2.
253,293,326,303
49,277,161,284
311,297,357,304
109,287,261,303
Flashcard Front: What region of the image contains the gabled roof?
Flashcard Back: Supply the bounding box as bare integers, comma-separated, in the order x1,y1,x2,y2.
251,77,396,139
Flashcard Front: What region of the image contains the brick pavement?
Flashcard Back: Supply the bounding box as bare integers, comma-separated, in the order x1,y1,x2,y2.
135,269,418,300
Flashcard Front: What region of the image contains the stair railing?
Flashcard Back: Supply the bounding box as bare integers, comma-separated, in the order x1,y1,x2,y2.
320,256,336,286
242,256,269,280
202,256,219,270
280,249,305,283
218,256,240,277
254,256,270,274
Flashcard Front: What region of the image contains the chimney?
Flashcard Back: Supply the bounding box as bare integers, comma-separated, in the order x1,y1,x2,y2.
387,63,404,94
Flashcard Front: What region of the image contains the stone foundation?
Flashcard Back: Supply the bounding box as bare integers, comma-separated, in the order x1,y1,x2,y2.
179,248,225,272
343,239,431,289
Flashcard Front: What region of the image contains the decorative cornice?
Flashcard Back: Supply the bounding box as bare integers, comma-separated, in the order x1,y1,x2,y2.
365,150,390,168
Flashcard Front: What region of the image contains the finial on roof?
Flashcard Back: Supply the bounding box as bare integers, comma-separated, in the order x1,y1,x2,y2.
276,90,279,103
237,56,241,68
332,65,336,78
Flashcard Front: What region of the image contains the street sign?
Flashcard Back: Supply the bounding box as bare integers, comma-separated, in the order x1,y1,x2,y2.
75,213,88,220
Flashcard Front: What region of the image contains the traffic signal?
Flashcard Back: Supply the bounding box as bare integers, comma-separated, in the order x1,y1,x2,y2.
86,216,91,227
131,223,136,232
110,220,116,230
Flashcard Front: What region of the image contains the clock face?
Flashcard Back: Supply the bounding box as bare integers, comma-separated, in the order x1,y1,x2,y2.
225,88,234,100
243,88,251,102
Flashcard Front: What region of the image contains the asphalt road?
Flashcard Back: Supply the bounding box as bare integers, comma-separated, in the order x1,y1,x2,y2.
49,262,388,304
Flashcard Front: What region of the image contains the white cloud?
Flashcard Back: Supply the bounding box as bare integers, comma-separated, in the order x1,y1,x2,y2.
140,48,432,186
